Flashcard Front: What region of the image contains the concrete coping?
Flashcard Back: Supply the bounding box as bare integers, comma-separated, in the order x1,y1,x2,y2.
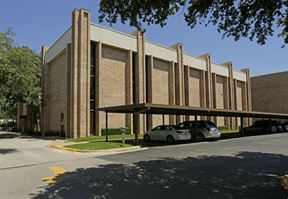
49,139,147,154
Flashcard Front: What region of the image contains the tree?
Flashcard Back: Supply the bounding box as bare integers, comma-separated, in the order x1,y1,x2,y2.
98,0,288,46
0,29,41,120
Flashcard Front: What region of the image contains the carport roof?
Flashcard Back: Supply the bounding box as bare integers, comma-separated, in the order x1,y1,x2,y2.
97,103,288,119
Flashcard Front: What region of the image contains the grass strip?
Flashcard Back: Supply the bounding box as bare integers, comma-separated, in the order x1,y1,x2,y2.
220,129,239,134
67,134,143,142
65,141,135,150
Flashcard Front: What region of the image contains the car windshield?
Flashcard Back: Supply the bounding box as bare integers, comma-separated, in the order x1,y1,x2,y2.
175,123,185,129
250,124,261,127
255,120,281,125
169,125,176,129
176,121,217,129
207,122,216,128
152,126,162,131
152,125,176,131
165,126,175,130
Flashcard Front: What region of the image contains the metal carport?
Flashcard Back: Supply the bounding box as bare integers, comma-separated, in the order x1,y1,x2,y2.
97,103,288,144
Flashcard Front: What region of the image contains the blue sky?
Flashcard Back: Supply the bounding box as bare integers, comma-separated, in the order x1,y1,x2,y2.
0,0,286,76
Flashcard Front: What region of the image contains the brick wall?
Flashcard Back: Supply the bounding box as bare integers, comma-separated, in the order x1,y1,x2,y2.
251,72,288,114
98,45,128,131
189,68,201,107
236,81,244,111
152,58,170,127
215,75,225,125
45,50,67,133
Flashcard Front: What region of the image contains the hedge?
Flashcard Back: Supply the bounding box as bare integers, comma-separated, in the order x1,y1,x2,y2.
217,125,229,131
101,128,131,135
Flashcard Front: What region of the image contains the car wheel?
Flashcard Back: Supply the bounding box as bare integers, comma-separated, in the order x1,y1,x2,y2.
197,134,205,141
144,134,150,142
167,135,174,144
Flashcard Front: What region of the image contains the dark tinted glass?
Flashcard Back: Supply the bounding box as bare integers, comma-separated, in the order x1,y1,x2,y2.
152,126,162,131
207,122,216,128
176,123,185,129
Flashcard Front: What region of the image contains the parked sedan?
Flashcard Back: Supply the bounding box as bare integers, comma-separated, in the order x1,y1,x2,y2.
143,125,191,143
259,120,284,132
243,120,281,134
282,122,288,131
176,120,221,141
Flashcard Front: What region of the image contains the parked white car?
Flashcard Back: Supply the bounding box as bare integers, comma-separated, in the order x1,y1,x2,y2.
176,120,221,140
144,125,191,143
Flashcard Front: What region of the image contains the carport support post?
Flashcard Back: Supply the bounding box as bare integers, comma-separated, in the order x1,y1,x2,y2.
162,114,165,125
195,115,198,140
240,117,244,137
269,117,272,134
105,111,108,142
133,111,139,144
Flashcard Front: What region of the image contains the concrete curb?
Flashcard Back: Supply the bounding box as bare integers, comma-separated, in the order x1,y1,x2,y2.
49,142,147,155
0,132,20,139
49,144,86,153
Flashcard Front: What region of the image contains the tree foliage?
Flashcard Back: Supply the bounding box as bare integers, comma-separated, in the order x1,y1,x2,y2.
99,0,288,46
0,29,40,119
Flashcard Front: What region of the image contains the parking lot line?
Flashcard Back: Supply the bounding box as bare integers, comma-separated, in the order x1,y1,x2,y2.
42,166,66,185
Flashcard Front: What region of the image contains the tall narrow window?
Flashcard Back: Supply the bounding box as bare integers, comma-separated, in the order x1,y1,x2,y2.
145,55,149,103
60,113,64,136
132,52,136,104
90,42,96,134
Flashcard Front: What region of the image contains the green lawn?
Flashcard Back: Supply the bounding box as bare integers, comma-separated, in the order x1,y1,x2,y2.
67,134,143,142
220,129,239,134
65,141,134,150
67,129,238,143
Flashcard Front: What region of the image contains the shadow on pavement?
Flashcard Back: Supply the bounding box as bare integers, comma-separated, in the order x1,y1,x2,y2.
125,138,219,148
0,148,18,155
0,133,19,139
0,132,62,140
137,139,192,147
18,135,65,141
32,152,288,199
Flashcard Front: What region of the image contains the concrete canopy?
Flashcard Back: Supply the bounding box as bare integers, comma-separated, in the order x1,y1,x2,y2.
98,103,288,144
97,103,288,119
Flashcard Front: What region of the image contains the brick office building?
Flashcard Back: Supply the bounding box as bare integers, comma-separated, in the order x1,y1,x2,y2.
19,9,252,138
251,71,288,118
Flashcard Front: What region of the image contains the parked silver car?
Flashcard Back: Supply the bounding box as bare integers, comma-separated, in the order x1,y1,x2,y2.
144,125,191,143
176,120,221,140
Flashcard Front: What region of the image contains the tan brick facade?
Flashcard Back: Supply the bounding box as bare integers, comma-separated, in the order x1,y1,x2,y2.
26,8,252,138
151,58,170,126
98,45,128,131
251,72,288,118
47,51,68,133
40,46,68,135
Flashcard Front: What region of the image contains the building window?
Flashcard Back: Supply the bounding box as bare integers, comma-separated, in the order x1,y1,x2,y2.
132,52,137,104
145,55,149,103
90,42,96,134
60,113,64,136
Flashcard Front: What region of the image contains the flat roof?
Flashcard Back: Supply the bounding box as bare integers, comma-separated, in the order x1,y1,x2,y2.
97,103,288,119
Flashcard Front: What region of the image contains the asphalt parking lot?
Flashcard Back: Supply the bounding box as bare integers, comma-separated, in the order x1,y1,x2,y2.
1,132,288,199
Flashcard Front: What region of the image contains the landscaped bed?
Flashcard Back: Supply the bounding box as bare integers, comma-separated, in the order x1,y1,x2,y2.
65,141,135,150
67,134,143,143
220,129,239,134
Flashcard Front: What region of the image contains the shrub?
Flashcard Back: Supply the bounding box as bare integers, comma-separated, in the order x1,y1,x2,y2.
217,125,229,131
0,121,17,131
101,128,131,135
